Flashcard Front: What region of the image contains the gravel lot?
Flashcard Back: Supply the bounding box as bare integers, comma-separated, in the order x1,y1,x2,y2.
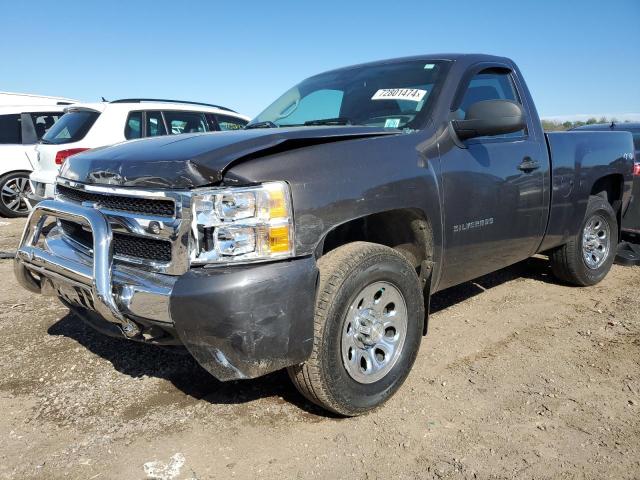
0,216,639,479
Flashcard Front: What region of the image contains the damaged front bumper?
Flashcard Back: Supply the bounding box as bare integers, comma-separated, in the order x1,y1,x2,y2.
14,200,318,381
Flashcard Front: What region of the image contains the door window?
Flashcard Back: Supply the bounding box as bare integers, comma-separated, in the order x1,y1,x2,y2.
456,70,526,138
125,111,168,139
163,111,208,134
125,111,142,139
215,114,248,131
0,114,22,144
146,111,167,137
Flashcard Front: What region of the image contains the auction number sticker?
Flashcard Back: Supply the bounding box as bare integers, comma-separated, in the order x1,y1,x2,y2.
384,118,401,128
372,88,427,102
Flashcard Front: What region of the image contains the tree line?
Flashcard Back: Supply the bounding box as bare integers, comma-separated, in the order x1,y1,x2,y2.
541,117,634,132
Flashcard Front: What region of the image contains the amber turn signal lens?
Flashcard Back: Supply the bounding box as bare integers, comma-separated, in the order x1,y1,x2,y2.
268,225,290,253
268,188,288,219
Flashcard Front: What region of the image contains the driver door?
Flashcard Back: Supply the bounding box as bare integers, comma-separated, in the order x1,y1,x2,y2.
438,68,546,289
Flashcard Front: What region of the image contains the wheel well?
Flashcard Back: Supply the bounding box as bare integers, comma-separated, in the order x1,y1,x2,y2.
0,170,31,179
590,174,624,230
590,174,623,207
319,208,434,274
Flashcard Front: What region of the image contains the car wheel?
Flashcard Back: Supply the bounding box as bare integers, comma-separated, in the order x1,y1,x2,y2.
288,241,424,416
550,195,618,286
0,172,32,218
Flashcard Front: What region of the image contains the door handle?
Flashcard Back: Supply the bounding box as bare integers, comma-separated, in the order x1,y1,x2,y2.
518,157,540,173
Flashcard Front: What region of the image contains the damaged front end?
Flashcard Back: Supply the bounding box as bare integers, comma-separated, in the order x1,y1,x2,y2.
14,181,318,381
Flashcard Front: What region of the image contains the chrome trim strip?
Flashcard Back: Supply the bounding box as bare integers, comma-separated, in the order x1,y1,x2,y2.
58,178,180,201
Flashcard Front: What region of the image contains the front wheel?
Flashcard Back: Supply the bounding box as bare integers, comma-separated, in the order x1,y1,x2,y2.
288,242,425,416
550,195,618,286
0,172,32,218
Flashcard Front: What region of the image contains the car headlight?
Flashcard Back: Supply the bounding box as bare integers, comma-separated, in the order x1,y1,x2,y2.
190,181,294,265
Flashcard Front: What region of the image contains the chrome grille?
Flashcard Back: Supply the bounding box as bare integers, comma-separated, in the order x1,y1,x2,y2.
55,179,192,275
59,220,172,263
113,234,172,262
57,184,175,217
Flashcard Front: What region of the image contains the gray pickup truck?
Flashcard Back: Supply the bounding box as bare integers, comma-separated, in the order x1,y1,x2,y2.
14,54,635,416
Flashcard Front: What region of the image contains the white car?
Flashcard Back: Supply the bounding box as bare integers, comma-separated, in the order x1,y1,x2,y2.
0,104,71,216
0,91,77,107
29,99,250,204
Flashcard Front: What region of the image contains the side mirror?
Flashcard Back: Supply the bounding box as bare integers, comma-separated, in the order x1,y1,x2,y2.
452,99,525,141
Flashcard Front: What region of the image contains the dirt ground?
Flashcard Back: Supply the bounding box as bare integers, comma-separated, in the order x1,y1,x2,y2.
0,216,638,480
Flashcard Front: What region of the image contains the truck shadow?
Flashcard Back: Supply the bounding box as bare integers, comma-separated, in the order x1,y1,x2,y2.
46,255,560,417
430,255,560,314
47,313,333,417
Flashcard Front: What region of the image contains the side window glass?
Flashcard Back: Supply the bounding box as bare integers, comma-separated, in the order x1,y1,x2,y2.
146,111,167,137
163,111,208,135
0,114,22,144
457,70,526,138
30,112,62,140
632,131,640,151
125,111,142,139
215,114,248,131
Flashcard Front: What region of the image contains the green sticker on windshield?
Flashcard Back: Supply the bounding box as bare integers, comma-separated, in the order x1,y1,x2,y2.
424,63,435,69
385,118,400,129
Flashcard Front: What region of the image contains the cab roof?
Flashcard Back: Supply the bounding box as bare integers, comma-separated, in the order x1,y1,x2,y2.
319,53,514,75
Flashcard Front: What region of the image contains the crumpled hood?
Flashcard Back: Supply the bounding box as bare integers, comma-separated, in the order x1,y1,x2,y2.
59,126,398,189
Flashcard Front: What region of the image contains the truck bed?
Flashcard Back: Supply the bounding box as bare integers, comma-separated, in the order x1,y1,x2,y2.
539,130,635,252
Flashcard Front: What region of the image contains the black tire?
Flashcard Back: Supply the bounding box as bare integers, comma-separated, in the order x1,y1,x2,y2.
550,195,618,286
0,171,31,218
288,242,425,416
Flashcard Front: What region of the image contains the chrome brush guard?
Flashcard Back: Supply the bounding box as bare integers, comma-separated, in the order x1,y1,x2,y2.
14,200,176,336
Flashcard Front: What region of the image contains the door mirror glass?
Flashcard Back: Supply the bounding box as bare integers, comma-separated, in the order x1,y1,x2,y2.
453,99,525,141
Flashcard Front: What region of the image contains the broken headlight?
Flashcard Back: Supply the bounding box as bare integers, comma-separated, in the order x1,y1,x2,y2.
190,182,294,265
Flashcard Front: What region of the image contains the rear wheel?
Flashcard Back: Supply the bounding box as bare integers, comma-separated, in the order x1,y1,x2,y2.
0,172,31,218
550,195,618,286
288,242,424,416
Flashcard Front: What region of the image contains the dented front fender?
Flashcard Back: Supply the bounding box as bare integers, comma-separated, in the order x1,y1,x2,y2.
170,257,318,381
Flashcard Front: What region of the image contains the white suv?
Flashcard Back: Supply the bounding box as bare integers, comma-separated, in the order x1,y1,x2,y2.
0,104,71,217
29,99,249,204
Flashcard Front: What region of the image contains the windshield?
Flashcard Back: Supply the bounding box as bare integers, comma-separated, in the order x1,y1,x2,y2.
249,60,448,130
42,110,100,145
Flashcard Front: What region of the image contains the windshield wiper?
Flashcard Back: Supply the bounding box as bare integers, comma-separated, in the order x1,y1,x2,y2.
303,117,353,126
245,121,278,130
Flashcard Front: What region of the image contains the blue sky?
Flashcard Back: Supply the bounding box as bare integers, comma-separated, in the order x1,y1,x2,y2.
1,0,638,118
